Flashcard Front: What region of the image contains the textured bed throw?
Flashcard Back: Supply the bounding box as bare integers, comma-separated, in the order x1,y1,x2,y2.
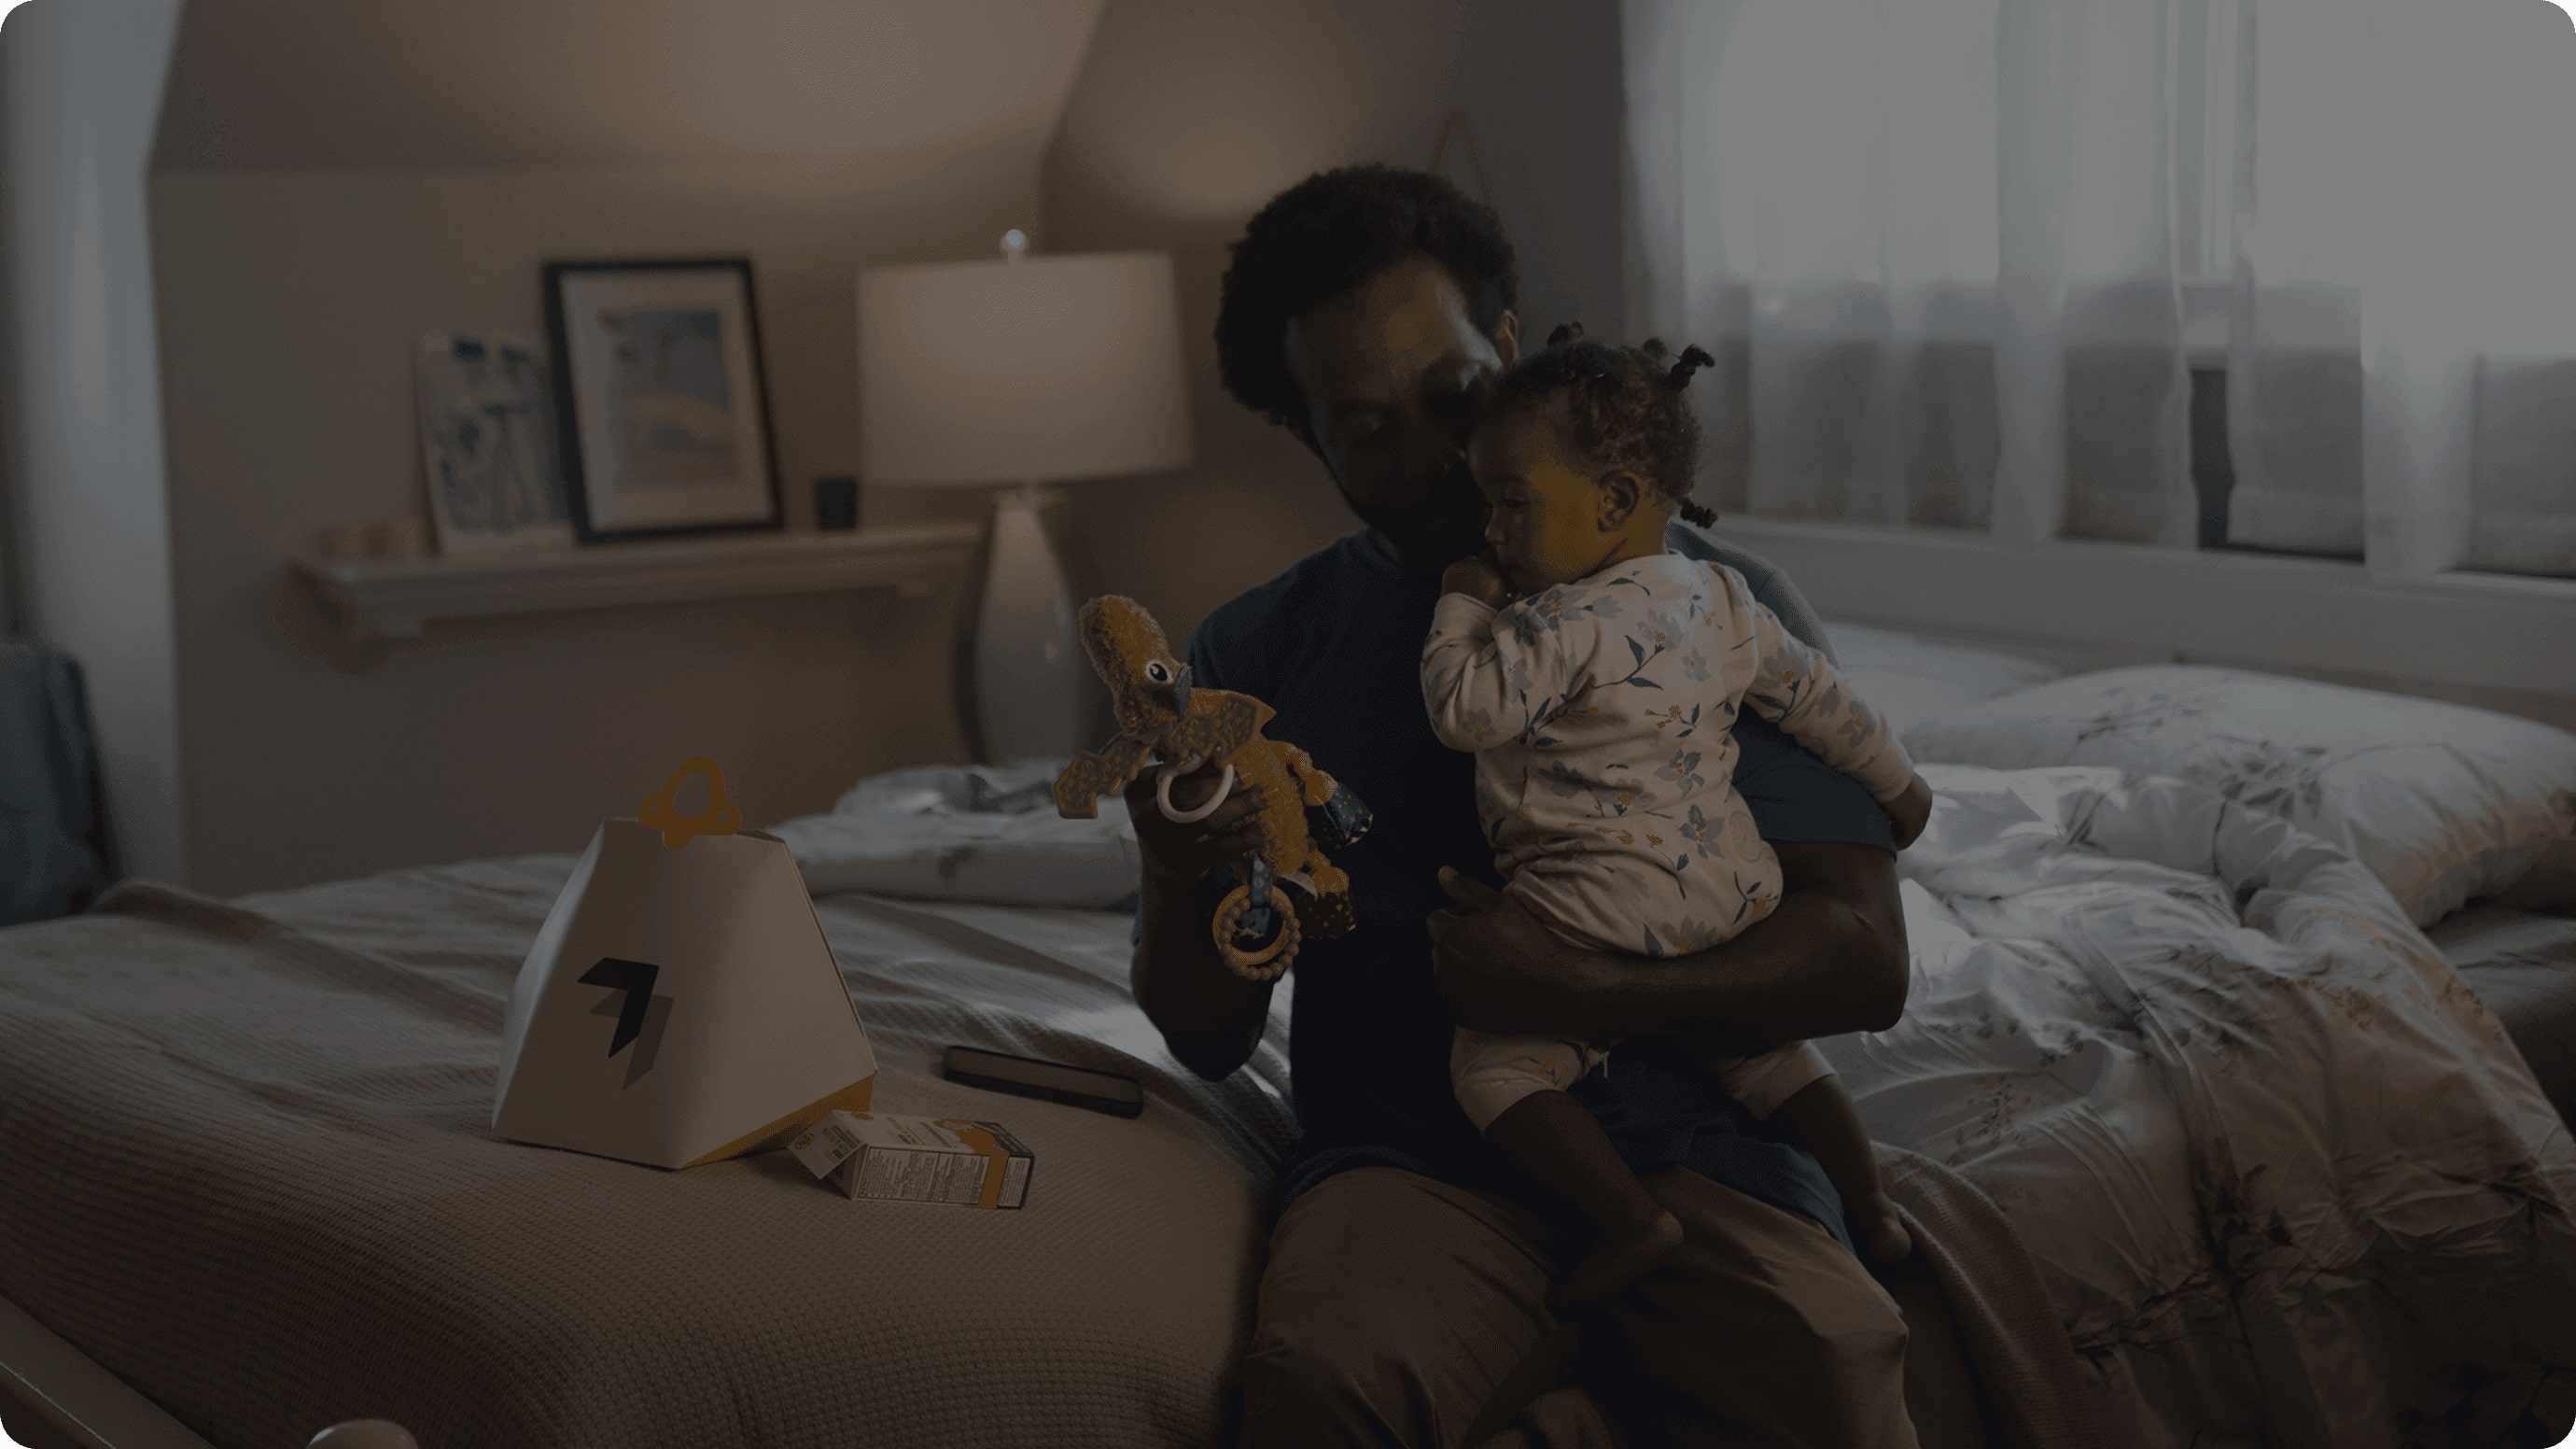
0,863,1292,1449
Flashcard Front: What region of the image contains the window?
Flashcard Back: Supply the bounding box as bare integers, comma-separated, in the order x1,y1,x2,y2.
1626,0,2576,579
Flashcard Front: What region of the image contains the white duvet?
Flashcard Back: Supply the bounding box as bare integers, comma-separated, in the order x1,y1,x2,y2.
1834,764,2576,1447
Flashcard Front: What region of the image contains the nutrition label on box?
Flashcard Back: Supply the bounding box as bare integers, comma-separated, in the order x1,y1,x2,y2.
789,1110,1034,1209
858,1149,987,1204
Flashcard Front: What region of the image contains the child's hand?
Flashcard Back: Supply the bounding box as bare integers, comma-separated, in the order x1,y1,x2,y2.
1441,552,1513,609
1885,774,1936,851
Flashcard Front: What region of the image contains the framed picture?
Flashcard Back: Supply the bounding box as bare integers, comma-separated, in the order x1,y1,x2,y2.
413,333,575,556
541,258,783,542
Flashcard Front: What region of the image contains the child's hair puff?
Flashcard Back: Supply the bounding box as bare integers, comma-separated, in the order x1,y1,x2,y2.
1485,323,1720,528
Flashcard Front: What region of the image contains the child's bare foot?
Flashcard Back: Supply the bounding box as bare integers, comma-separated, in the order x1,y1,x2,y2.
1856,1199,1913,1266
1549,1207,1685,1309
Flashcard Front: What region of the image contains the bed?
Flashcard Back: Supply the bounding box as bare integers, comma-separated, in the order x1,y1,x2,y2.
2429,905,2576,1125
4,626,2573,1449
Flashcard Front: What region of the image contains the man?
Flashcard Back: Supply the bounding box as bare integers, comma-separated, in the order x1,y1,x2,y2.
1130,166,1919,1447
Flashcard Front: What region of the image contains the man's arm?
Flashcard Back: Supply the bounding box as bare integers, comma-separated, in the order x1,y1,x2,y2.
1428,840,1908,1050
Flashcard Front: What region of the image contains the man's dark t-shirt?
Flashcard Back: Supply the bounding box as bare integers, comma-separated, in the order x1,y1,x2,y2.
1159,526,1894,1247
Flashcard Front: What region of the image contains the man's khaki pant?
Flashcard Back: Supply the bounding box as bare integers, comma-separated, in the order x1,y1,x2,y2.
1239,1165,1921,1449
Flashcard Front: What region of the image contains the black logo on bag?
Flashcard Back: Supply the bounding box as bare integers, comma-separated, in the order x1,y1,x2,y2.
580,957,662,1058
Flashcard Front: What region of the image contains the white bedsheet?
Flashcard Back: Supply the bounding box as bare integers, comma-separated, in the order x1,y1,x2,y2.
1840,765,2576,1447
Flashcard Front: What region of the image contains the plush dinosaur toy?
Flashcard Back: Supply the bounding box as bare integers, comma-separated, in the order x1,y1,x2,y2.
1054,596,1370,980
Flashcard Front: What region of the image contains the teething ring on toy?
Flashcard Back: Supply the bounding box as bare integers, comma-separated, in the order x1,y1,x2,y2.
1157,757,1236,824
1214,883,1301,981
638,755,744,849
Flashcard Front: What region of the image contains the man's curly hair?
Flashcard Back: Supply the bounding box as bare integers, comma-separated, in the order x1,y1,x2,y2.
1215,165,1519,430
1488,323,1721,528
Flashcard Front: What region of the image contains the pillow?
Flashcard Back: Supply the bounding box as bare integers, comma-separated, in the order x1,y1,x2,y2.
1904,666,2576,926
767,760,1141,909
1820,621,2064,738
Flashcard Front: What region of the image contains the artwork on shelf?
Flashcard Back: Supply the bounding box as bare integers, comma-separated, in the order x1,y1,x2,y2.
413,334,575,556
541,258,784,543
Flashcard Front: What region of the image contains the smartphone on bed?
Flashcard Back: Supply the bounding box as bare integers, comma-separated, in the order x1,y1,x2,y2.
942,1046,1144,1118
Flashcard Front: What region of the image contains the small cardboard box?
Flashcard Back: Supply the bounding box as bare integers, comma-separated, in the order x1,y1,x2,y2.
790,1111,1034,1209
493,807,876,1171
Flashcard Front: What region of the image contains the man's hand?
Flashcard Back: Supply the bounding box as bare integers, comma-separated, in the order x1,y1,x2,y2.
1126,761,1267,891
1884,774,1935,851
1439,551,1513,609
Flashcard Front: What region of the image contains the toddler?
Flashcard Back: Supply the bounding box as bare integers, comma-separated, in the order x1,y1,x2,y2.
1421,325,1933,1305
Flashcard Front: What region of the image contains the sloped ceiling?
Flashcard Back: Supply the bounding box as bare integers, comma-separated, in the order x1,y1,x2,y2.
152,0,1105,170
1049,0,1466,234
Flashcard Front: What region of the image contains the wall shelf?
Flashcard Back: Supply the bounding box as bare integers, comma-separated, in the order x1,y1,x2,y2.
293,523,981,640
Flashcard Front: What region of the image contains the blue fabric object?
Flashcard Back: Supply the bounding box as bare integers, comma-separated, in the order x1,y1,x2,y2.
0,638,105,925
1314,782,1372,850
1149,526,1887,1246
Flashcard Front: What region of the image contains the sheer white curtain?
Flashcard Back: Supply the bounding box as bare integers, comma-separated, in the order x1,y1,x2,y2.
2235,0,2576,578
1624,0,2576,576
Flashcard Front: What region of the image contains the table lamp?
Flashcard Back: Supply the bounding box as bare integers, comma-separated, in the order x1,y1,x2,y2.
859,233,1192,763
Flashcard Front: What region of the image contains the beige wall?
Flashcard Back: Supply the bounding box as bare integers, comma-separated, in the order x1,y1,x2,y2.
1043,0,1630,643
141,0,1104,895
149,162,1045,894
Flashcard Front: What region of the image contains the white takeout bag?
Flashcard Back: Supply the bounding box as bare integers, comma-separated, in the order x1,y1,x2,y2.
493,757,877,1169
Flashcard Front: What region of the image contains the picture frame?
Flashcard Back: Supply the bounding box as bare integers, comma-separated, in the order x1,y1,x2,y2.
413,333,576,556
540,258,784,542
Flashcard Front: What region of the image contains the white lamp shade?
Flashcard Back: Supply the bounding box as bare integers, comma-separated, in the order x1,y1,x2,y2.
858,250,1194,487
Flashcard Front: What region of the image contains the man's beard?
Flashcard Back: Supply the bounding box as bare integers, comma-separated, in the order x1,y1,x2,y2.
1339,463,1490,574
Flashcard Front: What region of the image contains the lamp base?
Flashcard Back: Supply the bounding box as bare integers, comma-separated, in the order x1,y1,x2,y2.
956,485,1085,764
